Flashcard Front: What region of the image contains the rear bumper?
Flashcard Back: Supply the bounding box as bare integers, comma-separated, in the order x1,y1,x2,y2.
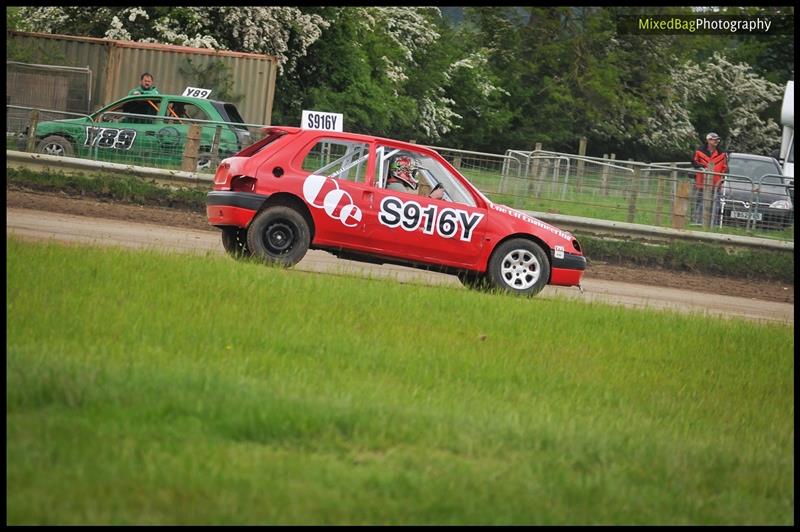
206,191,268,227
721,206,793,228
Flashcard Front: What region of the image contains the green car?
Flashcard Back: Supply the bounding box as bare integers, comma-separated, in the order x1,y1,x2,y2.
25,94,252,171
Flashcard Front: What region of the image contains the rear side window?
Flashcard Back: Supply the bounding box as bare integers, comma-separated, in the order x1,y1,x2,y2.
165,102,209,124
212,102,247,129
301,139,369,183
236,131,286,157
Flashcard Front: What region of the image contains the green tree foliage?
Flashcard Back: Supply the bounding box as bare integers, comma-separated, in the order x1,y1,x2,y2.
273,7,418,136
177,59,244,106
12,6,793,161
438,6,789,159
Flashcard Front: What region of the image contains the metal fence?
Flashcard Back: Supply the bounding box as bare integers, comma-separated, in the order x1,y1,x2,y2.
6,103,793,238
484,149,794,236
6,61,92,115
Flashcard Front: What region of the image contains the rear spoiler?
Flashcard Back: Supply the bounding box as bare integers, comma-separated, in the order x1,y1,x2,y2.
260,126,303,136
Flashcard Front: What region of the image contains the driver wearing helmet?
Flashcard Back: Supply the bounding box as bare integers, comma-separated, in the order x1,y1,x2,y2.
386,154,445,200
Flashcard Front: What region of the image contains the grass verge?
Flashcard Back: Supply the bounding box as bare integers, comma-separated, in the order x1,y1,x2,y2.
7,237,794,524
580,235,794,283
7,166,207,211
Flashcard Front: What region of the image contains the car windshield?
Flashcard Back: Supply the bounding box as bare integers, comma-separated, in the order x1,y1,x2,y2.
95,98,161,123
728,158,781,181
727,158,788,196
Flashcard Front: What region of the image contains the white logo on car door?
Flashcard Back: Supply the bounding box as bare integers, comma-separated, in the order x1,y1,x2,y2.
302,174,363,227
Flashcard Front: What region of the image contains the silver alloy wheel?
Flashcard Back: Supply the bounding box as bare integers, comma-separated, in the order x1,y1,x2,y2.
500,249,541,290
42,142,65,156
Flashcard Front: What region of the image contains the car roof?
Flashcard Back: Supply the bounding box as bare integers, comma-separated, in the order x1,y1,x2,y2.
728,152,778,163
259,126,441,156
122,94,230,106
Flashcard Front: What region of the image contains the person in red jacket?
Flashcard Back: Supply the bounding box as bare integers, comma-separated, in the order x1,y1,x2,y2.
691,132,728,225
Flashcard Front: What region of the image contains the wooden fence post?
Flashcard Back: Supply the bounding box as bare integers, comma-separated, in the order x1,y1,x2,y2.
654,167,667,226
25,110,40,152
603,153,615,196
181,124,202,172
534,159,550,199
210,125,222,168
673,180,690,229
627,165,640,223
575,136,587,193
623,159,634,199
527,142,542,195
702,162,715,229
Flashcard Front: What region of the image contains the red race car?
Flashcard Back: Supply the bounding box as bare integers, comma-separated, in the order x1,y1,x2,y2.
206,126,585,296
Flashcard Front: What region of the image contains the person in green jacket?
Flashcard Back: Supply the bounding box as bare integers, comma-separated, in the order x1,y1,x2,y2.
129,72,159,96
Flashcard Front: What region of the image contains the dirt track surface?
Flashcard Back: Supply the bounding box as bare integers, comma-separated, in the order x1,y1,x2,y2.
6,189,794,325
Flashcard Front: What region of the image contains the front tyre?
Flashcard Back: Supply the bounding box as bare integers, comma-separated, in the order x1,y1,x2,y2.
36,135,74,157
246,206,310,267
487,238,550,296
220,227,250,258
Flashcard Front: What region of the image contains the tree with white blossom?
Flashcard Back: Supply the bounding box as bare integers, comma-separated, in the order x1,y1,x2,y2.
14,6,504,142
15,7,329,76
643,52,783,157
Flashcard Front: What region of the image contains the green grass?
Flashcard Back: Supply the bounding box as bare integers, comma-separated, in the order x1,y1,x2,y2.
6,238,794,525
580,236,794,283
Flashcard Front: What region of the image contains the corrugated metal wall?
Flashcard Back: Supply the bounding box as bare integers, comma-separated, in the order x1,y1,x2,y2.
7,31,278,125
7,62,91,113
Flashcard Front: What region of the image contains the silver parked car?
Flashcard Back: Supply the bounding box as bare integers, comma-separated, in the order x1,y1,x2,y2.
720,153,794,230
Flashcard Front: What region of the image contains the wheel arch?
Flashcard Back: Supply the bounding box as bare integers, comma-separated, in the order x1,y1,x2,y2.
254,192,316,243
37,132,78,145
485,233,552,283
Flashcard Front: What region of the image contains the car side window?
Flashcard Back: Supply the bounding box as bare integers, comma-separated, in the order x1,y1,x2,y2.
166,102,209,124
102,98,161,124
301,139,369,183
375,144,477,207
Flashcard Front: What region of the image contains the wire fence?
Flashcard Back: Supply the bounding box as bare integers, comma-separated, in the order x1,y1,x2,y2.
6,61,92,115
7,104,265,173
480,149,792,237
7,104,794,238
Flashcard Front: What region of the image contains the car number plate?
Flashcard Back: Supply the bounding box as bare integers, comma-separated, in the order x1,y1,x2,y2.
730,210,762,221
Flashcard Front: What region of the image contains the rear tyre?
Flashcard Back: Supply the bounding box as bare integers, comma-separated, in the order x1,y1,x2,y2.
246,206,310,267
36,135,74,157
487,238,550,296
220,227,250,258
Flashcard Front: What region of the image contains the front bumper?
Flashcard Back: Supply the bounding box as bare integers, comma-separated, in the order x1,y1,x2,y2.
206,191,268,227
721,205,793,229
550,252,586,286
